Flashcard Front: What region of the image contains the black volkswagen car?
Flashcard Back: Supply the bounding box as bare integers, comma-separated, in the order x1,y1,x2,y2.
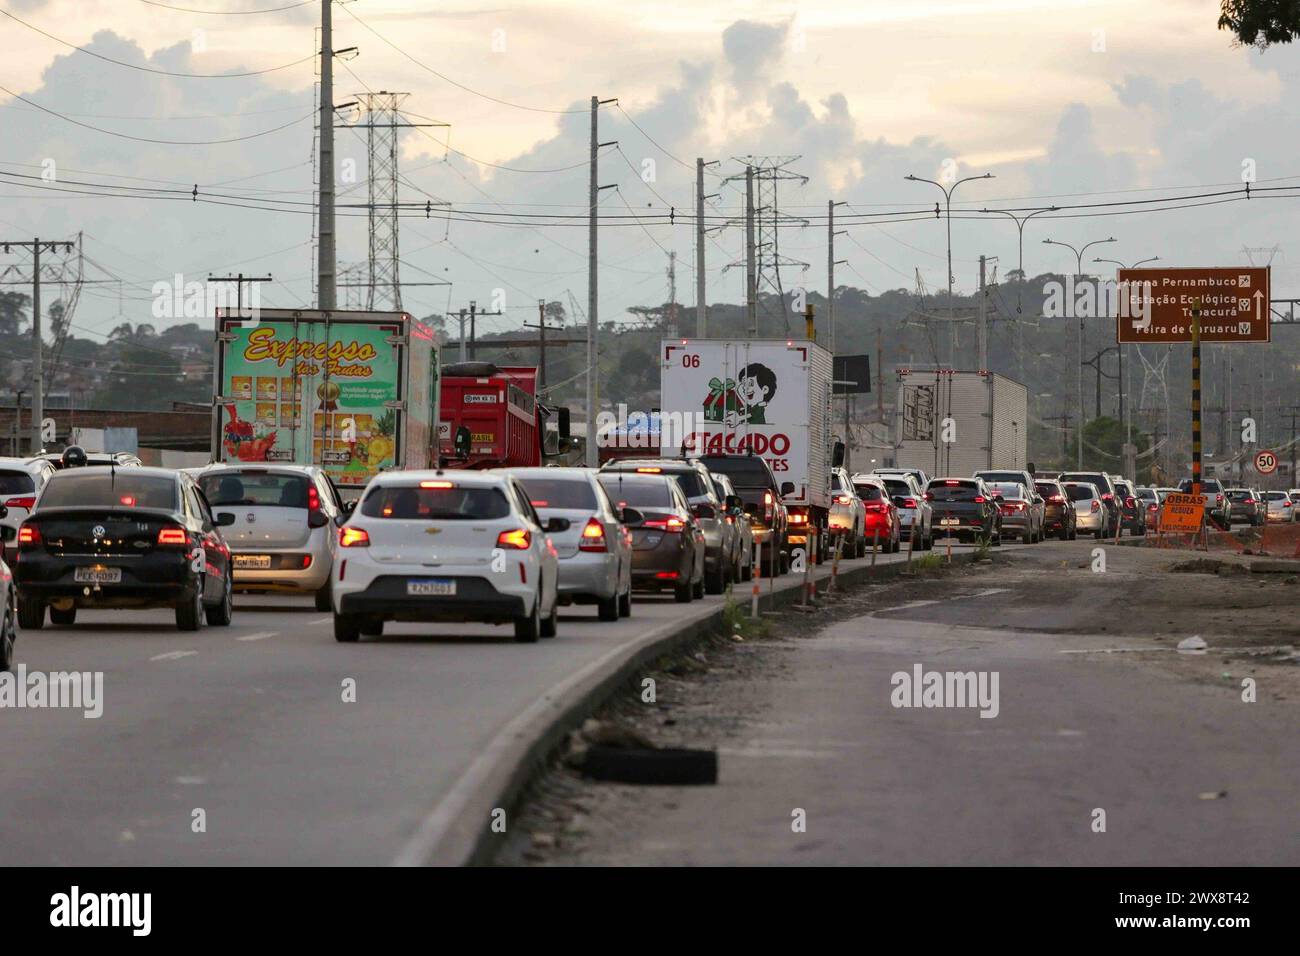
13,467,234,631
925,477,1002,546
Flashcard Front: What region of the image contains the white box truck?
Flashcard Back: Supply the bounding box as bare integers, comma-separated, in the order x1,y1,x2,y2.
893,368,1028,478
211,308,440,494
659,337,835,548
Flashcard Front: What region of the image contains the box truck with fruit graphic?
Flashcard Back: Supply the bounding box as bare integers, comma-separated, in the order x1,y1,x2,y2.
659,338,836,555
212,309,439,492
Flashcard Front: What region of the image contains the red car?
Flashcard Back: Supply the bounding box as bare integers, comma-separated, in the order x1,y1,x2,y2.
851,476,901,553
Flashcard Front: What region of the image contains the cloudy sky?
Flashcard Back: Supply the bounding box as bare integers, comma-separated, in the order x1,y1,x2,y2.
2,0,1299,341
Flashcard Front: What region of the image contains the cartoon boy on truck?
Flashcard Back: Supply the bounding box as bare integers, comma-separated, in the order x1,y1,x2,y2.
725,362,777,426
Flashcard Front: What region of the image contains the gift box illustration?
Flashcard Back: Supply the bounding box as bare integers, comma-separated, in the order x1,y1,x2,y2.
702,376,741,422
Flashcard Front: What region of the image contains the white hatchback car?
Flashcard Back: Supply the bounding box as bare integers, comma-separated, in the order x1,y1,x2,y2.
331,470,562,643
0,457,56,546
193,464,344,610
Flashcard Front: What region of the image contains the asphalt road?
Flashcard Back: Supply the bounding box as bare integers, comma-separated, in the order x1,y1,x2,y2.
0,536,984,865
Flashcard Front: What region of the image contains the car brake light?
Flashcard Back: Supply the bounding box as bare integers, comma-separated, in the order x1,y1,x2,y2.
973,496,985,504
339,526,370,548
1048,495,1065,504
643,517,685,532
655,571,679,579
903,497,917,508
119,495,137,507
945,480,959,486
1091,501,1100,512
157,526,189,546
1125,497,1135,508
835,495,852,505
420,480,454,489
16,523,40,547
308,485,321,511
635,467,662,474
5,496,35,510
1101,493,1113,500
579,518,607,552
497,528,531,550
301,554,313,569
529,500,549,507
923,492,933,501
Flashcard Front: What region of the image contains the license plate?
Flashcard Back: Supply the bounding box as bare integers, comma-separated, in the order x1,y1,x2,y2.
407,578,455,596
234,554,272,569
74,566,121,584
940,518,960,526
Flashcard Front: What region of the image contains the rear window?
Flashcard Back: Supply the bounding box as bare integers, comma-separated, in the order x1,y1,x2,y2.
1227,490,1252,499
853,482,884,501
200,471,313,508
39,473,177,510
1136,488,1157,500
927,481,983,501
360,484,511,520
1034,482,1058,497
1178,479,1221,493
975,472,1025,484
879,479,911,497
1264,492,1288,501
1063,484,1095,502
514,477,597,511
989,482,1026,499
0,470,36,496
1061,473,1112,493
598,476,672,509
698,456,770,487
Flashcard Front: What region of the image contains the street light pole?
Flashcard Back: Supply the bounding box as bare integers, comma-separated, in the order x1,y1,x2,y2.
1094,255,1159,477
1043,236,1116,468
905,172,994,365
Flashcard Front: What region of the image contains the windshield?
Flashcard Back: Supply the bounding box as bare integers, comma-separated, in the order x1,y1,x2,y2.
598,476,673,509
200,471,313,508
0,470,36,496
39,473,177,510
360,484,510,520
515,476,597,511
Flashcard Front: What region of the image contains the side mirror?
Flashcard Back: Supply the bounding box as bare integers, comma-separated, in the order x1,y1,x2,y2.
992,494,1004,503
725,494,742,511
544,516,571,533
333,513,349,527
0,540,6,565
831,441,845,468
0,505,7,519
618,506,644,526
780,481,795,496
308,510,329,529
893,496,907,508
454,425,472,459
215,512,236,526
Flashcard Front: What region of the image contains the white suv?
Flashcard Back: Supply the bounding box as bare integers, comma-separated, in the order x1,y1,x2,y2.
331,470,561,643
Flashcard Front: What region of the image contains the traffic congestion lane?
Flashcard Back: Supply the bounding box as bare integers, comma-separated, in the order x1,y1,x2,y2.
0,536,1033,865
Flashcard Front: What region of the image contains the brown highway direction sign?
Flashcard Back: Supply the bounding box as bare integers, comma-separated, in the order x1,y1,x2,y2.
1115,267,1270,344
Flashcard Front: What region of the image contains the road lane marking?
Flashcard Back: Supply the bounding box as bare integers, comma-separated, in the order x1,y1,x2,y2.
965,588,1009,598
149,650,197,662
236,631,278,642
308,617,331,625
873,599,941,614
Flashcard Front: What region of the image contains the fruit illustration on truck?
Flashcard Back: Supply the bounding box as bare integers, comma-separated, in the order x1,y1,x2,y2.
212,308,439,487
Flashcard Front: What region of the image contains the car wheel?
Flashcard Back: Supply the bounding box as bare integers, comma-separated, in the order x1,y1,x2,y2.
705,563,725,595
0,594,15,671
514,594,541,643
540,594,559,638
693,570,705,599
1059,525,1070,541
334,613,361,643
205,574,233,626
175,581,204,632
597,590,619,621
314,581,332,612
17,596,44,631
1135,525,1146,537
49,605,77,626
1022,530,1032,544
674,575,693,603
618,587,632,617
360,617,383,637
1094,529,1104,539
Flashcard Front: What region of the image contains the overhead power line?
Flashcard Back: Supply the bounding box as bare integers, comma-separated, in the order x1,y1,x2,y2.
134,0,314,13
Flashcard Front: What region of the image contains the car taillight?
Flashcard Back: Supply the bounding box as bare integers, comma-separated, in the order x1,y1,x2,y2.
1048,495,1064,504
157,526,189,546
643,517,685,533
973,496,986,504
497,528,531,550
902,498,917,508
339,526,370,548
301,554,313,569
308,485,321,511
763,490,774,522
923,492,933,501
579,518,607,552
789,513,807,525
1101,493,1113,501
1216,494,1223,503
1125,497,1135,508
1091,501,1100,512
5,496,36,510
864,502,885,513
16,523,40,548
693,503,716,519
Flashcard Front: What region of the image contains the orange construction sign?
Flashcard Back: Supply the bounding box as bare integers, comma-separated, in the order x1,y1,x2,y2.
1160,493,1206,533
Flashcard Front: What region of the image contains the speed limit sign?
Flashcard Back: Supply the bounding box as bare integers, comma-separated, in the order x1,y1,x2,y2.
1254,449,1278,475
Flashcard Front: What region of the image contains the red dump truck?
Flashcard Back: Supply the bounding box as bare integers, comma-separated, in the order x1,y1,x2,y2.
437,362,572,468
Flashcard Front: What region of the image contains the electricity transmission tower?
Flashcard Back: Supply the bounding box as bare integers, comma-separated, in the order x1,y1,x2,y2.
724,156,810,332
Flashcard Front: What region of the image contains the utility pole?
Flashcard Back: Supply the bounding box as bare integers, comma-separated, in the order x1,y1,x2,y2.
2,238,73,453
828,200,847,353
528,301,549,390
745,165,757,335
586,96,618,467
696,159,706,336
208,273,273,316
876,326,884,421
317,0,336,310
977,255,988,372
666,251,677,337
456,308,468,362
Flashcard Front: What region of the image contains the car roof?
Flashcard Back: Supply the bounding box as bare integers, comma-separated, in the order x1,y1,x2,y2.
193,463,322,476
371,469,509,488
496,466,595,480
47,464,177,480
603,458,700,472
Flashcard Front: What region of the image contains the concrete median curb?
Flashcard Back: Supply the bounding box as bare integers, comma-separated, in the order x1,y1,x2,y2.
394,545,982,866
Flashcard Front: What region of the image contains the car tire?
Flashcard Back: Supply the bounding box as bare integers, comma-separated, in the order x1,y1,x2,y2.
1135,525,1146,537
1094,529,1104,539
334,613,361,643
693,572,705,599
597,591,619,622
17,596,43,631
540,595,559,638
205,575,233,627
314,582,332,612
705,563,725,595
618,587,632,617
360,617,383,637
0,595,15,671
514,595,541,643
49,605,77,626
176,581,204,632
674,576,693,603
1059,525,1070,541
